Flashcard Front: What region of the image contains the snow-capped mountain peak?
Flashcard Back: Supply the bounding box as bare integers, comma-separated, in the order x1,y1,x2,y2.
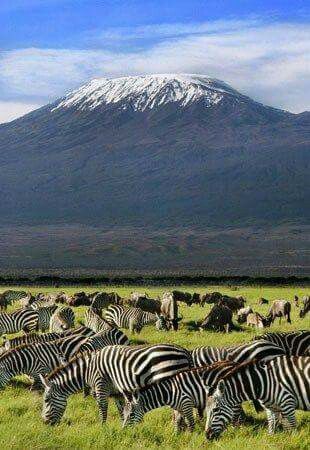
53,74,242,112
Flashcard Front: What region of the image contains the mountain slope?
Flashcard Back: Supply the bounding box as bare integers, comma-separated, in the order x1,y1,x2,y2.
0,74,309,272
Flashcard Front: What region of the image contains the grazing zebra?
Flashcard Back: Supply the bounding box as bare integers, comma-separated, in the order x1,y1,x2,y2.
84,307,113,333
205,356,310,440
30,296,55,310
0,326,95,356
191,340,286,367
40,343,193,424
49,307,75,333
78,328,130,353
0,308,39,336
104,305,168,333
254,331,310,356
0,342,68,390
122,361,243,430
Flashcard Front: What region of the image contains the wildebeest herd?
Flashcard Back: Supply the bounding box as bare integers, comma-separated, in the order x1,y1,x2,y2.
0,289,309,441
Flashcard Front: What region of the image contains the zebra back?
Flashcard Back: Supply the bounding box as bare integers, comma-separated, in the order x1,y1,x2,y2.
84,307,112,333
254,330,310,356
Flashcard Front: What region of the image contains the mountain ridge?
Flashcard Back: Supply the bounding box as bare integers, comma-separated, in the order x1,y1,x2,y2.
0,73,309,272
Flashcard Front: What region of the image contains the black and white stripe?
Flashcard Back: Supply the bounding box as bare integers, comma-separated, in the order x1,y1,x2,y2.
191,340,286,367
49,307,75,333
254,330,310,356
41,343,193,424
104,305,167,333
205,356,310,439
122,361,243,430
84,307,113,333
0,308,39,336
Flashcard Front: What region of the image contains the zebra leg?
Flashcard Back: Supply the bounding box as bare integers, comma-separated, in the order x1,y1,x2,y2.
281,407,297,431
114,396,125,421
94,379,110,423
181,402,195,432
173,410,186,432
266,408,278,434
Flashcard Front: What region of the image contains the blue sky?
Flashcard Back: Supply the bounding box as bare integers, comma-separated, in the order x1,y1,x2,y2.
0,0,309,122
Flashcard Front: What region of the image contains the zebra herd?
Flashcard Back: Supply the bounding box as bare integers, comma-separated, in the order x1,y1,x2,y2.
0,292,309,443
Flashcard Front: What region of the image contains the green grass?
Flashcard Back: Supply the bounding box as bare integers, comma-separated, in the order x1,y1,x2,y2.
0,285,309,449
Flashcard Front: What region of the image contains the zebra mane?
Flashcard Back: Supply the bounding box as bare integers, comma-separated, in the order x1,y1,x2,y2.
46,347,97,380
0,342,37,359
213,358,260,382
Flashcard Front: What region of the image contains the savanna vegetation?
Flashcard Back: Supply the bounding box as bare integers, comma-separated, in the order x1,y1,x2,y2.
0,285,309,450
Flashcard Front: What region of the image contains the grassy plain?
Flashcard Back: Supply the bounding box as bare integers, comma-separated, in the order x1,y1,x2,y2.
0,284,309,450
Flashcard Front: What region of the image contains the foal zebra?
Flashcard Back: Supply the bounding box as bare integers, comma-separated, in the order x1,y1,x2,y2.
41,344,193,424
254,330,310,356
191,340,286,367
104,305,168,333
205,356,310,439
122,361,243,431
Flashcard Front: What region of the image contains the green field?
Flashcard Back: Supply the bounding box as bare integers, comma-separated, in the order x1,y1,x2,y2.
0,285,309,450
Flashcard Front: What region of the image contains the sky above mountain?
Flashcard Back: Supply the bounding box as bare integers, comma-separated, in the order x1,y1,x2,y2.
1,0,309,123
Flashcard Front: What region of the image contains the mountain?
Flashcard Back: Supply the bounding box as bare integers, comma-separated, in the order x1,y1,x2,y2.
0,74,309,274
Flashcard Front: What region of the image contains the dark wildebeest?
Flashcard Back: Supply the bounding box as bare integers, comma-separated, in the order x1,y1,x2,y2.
258,297,269,305
300,296,310,318
200,304,234,333
161,292,182,331
246,312,270,329
200,292,245,312
129,296,161,314
237,306,253,323
267,300,291,324
172,291,194,306
67,292,91,307
294,295,299,307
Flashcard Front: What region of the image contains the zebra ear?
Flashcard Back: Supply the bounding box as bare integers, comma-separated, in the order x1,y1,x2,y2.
39,374,50,390
58,353,67,366
4,338,10,350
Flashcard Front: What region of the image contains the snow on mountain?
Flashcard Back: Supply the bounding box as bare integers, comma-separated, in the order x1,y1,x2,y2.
53,74,243,112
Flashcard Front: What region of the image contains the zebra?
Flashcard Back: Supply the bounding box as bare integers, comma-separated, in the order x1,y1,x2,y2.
204,356,310,440
191,340,286,367
0,326,95,356
104,305,168,333
40,343,193,424
84,307,113,333
78,328,130,353
122,361,243,431
0,342,68,390
0,308,39,336
254,330,310,356
49,307,75,333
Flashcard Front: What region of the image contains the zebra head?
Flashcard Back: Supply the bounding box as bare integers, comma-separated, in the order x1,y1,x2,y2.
40,375,67,425
122,391,145,427
205,380,233,440
155,314,170,331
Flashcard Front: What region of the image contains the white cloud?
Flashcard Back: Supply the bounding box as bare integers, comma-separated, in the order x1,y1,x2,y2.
0,101,41,124
0,19,309,123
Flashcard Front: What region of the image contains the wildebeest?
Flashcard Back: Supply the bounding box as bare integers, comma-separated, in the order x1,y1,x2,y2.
258,297,268,305
237,306,253,323
161,292,182,331
246,312,270,328
200,292,245,312
200,304,234,333
300,296,310,318
172,291,194,306
67,292,91,307
267,300,291,324
128,296,161,314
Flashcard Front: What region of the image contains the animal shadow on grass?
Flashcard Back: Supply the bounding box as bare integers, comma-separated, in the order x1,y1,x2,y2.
186,320,200,331
130,338,148,345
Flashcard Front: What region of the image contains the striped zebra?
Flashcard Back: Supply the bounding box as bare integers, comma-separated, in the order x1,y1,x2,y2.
104,305,168,333
0,326,95,356
0,308,39,335
205,356,310,439
122,361,243,430
254,330,310,356
191,340,286,367
40,343,193,424
84,307,113,333
49,307,75,333
0,342,68,390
